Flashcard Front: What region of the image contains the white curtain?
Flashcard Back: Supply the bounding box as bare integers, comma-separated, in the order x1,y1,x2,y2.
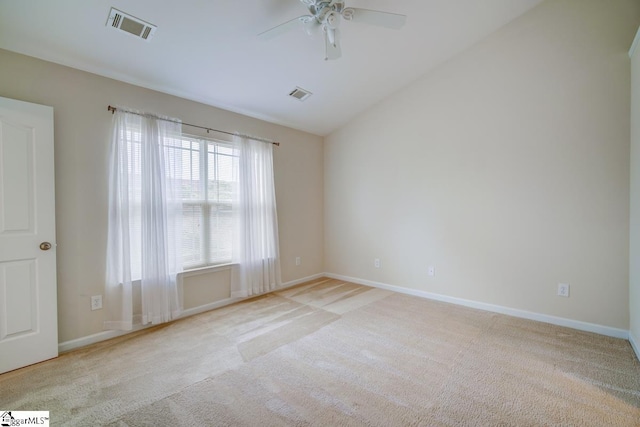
231,136,282,298
105,109,183,330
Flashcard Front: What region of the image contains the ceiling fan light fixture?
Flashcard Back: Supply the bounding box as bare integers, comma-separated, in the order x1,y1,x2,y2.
289,87,313,101
259,0,406,60
324,11,339,29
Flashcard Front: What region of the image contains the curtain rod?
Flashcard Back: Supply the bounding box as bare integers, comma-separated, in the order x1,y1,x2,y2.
107,106,280,147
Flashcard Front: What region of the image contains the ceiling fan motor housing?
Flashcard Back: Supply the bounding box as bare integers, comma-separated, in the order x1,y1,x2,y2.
310,1,345,23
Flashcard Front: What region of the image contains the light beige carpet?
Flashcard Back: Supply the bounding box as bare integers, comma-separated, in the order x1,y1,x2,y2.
1,277,639,426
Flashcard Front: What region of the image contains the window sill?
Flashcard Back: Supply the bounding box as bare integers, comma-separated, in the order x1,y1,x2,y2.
179,263,237,278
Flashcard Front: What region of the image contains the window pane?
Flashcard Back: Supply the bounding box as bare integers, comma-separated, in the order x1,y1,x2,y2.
127,133,142,279
180,138,202,201
179,137,238,269
208,202,233,263
207,143,237,203
182,204,203,267
217,145,233,156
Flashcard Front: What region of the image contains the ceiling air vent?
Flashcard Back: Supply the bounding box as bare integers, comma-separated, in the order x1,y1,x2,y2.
106,8,157,41
289,87,312,102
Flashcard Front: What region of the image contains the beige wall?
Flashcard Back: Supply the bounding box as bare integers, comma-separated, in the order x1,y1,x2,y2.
325,0,640,330
0,48,324,343
631,27,640,348
2,0,638,346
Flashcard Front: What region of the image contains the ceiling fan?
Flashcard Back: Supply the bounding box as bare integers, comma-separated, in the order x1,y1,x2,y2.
259,0,407,60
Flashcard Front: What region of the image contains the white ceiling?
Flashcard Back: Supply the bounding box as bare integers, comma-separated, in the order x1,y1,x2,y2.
0,0,543,136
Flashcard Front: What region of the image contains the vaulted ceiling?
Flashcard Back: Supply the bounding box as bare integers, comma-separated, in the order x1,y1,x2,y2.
0,0,543,135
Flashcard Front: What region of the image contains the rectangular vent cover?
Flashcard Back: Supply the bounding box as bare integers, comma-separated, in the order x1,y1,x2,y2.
107,8,157,41
289,87,312,101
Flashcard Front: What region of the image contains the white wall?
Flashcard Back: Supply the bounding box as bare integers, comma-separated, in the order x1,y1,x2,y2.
630,26,640,353
0,48,324,344
325,0,640,331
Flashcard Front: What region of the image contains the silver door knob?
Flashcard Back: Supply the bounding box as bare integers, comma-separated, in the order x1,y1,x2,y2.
39,242,52,251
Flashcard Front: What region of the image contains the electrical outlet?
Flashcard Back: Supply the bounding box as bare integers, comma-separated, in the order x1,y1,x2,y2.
91,295,103,310
428,266,435,277
557,283,570,298
295,257,301,266
374,258,381,268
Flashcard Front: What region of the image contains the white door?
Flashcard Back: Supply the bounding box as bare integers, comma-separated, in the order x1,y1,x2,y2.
0,96,57,374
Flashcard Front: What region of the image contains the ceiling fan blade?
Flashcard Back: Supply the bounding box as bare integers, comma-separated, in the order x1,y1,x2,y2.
258,15,314,40
343,8,407,30
324,28,342,60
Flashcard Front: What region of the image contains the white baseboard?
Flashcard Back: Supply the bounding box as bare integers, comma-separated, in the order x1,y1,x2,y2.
176,273,325,319
325,273,629,340
58,272,326,354
281,273,325,289
58,324,154,354
178,296,243,318
630,331,640,361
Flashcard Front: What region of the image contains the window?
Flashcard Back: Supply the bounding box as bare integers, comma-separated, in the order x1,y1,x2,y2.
107,109,281,330
177,135,238,269
126,131,238,278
